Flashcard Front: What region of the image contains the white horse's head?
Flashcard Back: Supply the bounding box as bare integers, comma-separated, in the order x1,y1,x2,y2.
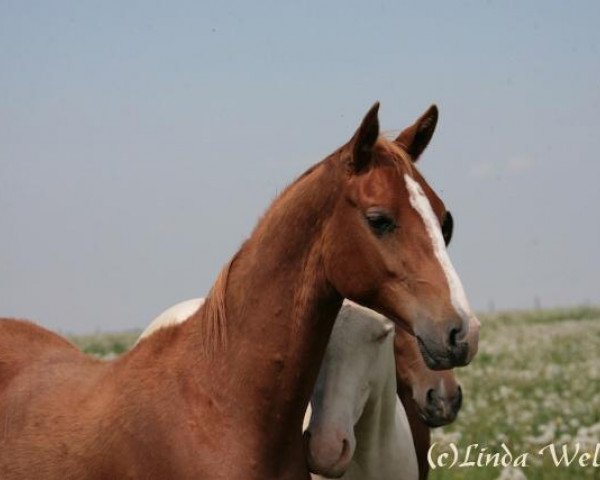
304,300,395,478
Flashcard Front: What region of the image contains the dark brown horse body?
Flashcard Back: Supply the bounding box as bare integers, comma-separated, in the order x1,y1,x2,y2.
0,104,478,479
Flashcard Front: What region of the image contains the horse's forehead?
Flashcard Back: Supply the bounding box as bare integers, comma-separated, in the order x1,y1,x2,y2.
350,146,444,215
410,165,446,219
351,166,407,211
377,140,447,218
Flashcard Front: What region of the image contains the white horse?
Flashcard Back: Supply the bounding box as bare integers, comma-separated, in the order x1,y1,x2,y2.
304,302,418,480
139,299,418,480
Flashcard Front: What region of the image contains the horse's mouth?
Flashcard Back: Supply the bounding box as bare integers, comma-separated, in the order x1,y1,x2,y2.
418,409,457,428
416,335,447,370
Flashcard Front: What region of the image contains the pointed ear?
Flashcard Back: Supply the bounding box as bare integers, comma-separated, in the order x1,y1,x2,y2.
395,105,438,162
347,102,380,173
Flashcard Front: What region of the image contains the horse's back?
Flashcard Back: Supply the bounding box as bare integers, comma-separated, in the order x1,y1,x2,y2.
0,318,82,390
0,319,116,479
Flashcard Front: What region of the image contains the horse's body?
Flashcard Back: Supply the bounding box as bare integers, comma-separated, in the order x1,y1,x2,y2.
0,104,478,479
0,320,178,478
144,299,462,480
143,299,419,480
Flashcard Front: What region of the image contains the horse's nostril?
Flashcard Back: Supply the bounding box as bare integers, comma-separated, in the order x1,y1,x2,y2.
426,388,435,404
341,438,350,458
448,326,461,347
455,386,463,409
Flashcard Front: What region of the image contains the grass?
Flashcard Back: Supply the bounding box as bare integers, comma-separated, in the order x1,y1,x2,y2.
68,330,140,357
430,306,600,480
67,306,600,479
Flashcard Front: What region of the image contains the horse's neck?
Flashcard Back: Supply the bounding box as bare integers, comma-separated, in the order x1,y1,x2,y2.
225,244,341,424
187,162,343,452
346,347,419,480
389,398,420,480
399,390,431,480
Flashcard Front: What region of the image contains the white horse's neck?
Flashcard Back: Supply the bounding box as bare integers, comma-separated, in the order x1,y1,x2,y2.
344,343,419,480
310,338,419,480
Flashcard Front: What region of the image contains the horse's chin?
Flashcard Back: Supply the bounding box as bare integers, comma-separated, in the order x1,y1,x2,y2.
415,386,462,428
416,335,470,370
416,336,445,369
418,410,457,428
308,464,347,479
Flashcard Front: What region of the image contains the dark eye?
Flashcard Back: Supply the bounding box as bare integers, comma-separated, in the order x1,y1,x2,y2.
366,211,396,236
442,211,453,246
374,324,394,342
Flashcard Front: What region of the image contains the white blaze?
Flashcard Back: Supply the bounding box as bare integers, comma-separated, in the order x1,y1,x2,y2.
404,174,473,327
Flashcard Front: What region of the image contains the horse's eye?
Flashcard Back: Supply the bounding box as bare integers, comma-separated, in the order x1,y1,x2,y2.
442,211,453,246
366,211,396,236
374,324,394,342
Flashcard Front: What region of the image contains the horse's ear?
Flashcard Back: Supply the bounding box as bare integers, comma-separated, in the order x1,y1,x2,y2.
347,102,380,173
395,105,438,162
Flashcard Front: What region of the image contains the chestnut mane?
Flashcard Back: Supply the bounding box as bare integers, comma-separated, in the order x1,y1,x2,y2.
374,136,414,171
191,253,238,354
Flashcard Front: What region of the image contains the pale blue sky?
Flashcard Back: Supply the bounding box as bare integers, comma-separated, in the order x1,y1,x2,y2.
2,1,599,332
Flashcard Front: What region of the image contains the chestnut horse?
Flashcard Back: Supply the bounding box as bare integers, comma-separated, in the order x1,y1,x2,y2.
0,103,479,480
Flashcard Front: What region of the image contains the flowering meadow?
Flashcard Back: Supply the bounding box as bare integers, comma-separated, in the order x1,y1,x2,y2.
430,307,600,480
70,307,600,479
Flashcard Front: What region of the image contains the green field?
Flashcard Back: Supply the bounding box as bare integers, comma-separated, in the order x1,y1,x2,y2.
430,307,600,480
69,329,141,358
69,307,600,479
